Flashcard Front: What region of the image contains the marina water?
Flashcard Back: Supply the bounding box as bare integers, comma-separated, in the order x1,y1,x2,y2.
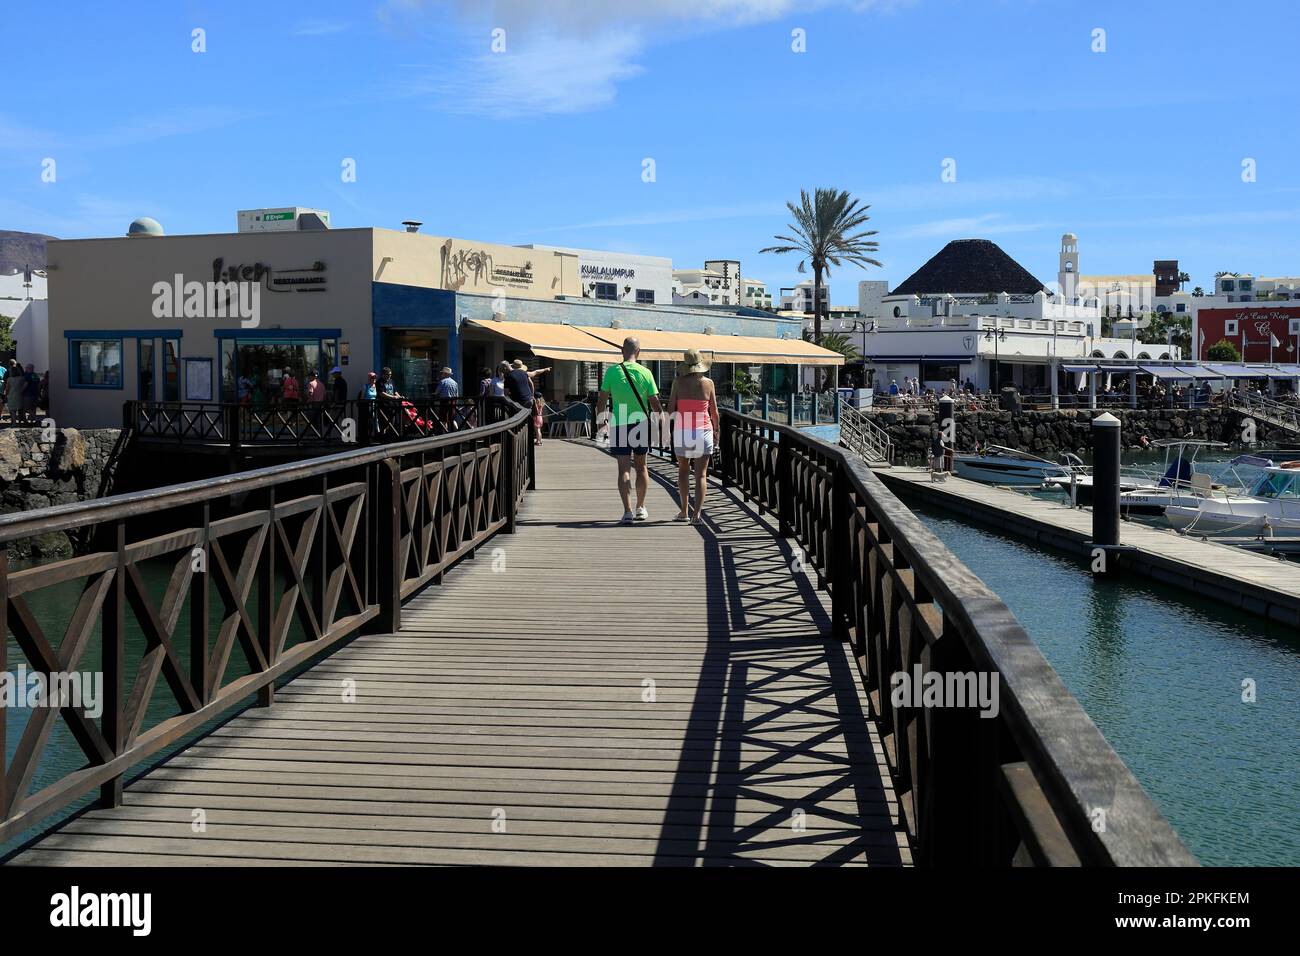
913,501,1300,866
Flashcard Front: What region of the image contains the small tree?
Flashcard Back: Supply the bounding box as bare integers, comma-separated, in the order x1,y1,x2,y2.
1206,339,1241,362
733,369,760,399
0,314,14,353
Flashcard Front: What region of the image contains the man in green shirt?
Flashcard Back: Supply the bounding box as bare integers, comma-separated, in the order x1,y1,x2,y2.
596,336,663,524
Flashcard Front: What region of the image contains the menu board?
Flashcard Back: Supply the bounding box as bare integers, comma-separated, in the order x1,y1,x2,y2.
185,358,212,401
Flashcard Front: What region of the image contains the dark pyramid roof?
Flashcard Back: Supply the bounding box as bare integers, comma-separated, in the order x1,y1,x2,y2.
889,238,1046,297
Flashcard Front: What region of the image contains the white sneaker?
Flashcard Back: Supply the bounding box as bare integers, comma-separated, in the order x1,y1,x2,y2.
634,506,649,522
620,510,635,525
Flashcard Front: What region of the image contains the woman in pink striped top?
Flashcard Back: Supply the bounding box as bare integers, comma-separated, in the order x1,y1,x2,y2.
667,348,720,524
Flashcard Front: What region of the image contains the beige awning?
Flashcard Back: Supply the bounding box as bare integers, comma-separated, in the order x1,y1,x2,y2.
576,326,843,366
706,333,844,367
574,326,715,362
464,318,622,362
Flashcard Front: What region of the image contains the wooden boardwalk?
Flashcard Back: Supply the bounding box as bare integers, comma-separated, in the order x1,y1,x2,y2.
877,466,1300,625
8,441,910,867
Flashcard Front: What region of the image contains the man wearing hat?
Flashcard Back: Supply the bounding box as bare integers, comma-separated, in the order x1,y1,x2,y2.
595,336,663,524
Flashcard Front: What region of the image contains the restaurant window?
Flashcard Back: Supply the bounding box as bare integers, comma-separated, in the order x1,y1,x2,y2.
594,283,618,301
635,289,655,304
219,332,341,402
69,338,124,389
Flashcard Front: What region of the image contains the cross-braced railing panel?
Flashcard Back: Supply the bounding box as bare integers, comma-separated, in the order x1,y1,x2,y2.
0,402,534,844
717,407,1196,867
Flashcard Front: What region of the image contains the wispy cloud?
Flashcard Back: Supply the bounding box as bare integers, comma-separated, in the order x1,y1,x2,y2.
411,31,646,118
538,200,787,233
891,213,1052,240
292,19,351,37
390,0,915,117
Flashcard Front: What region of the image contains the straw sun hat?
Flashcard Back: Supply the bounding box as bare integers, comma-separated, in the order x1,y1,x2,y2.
679,348,710,374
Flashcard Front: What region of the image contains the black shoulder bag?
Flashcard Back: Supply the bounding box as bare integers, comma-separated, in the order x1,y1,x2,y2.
619,363,655,450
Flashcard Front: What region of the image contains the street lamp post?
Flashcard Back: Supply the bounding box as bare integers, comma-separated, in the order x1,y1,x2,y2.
984,327,1006,393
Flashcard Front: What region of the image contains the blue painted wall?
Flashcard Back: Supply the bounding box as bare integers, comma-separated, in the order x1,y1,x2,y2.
371,282,803,382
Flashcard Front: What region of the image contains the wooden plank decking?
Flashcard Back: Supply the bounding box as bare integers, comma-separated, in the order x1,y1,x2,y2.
8,440,910,867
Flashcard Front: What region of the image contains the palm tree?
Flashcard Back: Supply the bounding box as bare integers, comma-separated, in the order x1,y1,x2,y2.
1191,286,1204,297
760,188,881,346
1177,271,1190,291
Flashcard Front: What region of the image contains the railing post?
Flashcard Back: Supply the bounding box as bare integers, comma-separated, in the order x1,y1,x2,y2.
833,388,841,423
788,392,797,426
225,403,241,451
376,458,403,632
777,429,794,537
501,427,518,534
191,502,210,704
830,457,852,641
100,522,126,808
761,393,770,421
257,487,276,708
722,411,733,489
527,416,537,490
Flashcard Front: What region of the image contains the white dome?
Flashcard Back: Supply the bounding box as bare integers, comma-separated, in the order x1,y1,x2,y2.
127,217,164,237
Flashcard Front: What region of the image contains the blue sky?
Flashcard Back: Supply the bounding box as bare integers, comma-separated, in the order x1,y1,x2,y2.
3,0,1298,299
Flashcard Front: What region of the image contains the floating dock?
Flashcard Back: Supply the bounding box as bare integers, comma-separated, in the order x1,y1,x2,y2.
874,466,1300,627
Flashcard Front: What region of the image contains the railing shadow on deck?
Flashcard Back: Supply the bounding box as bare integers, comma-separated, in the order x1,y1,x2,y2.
637,460,904,865
0,397,534,847
708,408,1197,866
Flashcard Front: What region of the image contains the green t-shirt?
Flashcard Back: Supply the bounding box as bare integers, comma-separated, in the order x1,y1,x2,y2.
600,362,658,425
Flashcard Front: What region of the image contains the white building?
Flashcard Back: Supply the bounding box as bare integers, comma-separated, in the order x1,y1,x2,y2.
0,267,49,372
859,238,1175,394
742,277,772,309
673,259,743,306
521,244,673,305
779,279,829,314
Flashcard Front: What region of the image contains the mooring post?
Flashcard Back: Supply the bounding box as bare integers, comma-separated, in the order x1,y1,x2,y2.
1091,412,1121,573
938,394,955,473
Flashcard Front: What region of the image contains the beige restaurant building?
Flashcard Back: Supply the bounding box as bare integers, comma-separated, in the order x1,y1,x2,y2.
46,218,839,428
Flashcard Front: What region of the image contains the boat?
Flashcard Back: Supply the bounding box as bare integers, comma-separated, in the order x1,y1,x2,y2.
1041,471,1151,506
1115,440,1231,516
952,445,1070,485
1163,460,1300,538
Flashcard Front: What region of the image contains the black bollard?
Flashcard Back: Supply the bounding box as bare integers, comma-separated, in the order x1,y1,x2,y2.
938,395,955,471
1091,411,1121,558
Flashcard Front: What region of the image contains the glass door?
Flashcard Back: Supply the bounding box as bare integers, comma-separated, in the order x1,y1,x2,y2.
138,339,155,401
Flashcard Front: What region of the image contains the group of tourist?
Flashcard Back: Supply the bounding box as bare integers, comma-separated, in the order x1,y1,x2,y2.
0,360,47,424
475,360,551,446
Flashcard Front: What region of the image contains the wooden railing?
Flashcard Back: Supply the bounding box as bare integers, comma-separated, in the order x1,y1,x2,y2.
0,397,534,844
127,398,496,448
718,408,1196,866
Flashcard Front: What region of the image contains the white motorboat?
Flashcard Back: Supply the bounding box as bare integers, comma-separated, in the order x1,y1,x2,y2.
952,445,1069,486
1115,440,1231,516
1164,461,1300,538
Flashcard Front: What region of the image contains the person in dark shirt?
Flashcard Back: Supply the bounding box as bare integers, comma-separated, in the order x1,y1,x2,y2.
503,366,534,407
329,367,348,403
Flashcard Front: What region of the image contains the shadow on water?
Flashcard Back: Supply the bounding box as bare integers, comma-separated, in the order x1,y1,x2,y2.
907,498,1300,867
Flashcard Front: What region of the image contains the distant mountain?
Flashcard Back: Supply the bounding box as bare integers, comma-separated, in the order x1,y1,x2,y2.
0,230,56,274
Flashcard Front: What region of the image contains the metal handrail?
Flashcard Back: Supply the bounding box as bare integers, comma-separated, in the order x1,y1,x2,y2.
1225,390,1300,436
718,407,1195,866
839,401,894,465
